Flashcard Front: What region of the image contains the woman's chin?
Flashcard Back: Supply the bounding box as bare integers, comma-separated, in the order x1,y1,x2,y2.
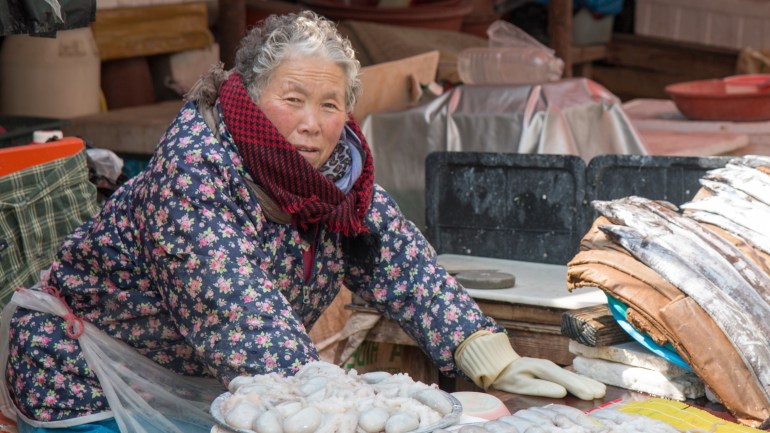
300,153,326,169
300,156,319,168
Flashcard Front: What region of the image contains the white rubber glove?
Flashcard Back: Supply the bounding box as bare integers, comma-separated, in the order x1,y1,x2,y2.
455,331,606,400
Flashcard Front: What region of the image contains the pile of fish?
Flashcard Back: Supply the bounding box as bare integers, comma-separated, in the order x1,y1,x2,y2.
443,403,680,433
567,155,770,428
213,361,456,433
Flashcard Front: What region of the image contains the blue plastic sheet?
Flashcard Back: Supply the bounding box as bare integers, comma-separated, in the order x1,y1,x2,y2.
606,294,692,372
17,418,119,433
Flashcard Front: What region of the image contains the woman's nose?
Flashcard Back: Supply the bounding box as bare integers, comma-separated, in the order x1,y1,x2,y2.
298,107,321,135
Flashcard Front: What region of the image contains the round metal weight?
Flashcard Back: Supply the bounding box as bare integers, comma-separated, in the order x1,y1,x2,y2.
454,270,516,289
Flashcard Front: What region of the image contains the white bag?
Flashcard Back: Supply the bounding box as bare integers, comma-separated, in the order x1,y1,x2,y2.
0,286,224,432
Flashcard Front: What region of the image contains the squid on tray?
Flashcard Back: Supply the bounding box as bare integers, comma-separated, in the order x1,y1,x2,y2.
217,361,454,433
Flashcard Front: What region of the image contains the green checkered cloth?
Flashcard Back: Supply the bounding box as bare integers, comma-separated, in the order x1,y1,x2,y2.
0,149,100,307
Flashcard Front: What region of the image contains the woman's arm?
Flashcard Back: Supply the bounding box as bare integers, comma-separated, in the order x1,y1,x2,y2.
138,108,319,385
343,185,504,377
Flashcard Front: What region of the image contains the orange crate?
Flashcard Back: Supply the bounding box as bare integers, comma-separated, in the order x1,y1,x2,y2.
0,137,84,178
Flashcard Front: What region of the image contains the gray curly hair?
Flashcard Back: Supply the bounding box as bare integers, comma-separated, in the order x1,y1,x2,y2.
235,10,361,113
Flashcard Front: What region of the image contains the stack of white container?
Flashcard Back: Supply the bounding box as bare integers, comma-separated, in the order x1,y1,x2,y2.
569,340,706,401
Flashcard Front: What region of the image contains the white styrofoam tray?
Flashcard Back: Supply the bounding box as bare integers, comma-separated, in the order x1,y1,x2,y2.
437,254,606,310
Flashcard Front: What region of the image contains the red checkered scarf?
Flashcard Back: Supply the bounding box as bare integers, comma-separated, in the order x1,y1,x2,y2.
219,72,374,236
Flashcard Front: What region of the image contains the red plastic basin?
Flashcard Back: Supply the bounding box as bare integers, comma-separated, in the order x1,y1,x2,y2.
723,74,770,94
665,78,770,122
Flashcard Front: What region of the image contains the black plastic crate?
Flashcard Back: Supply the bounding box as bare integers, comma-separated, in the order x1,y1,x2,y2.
425,152,588,265
0,116,70,149
584,154,733,228
425,152,732,265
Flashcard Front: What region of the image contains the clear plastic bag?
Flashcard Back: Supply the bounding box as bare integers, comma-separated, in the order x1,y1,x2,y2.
0,286,224,432
486,19,555,52
86,148,124,185
457,20,564,85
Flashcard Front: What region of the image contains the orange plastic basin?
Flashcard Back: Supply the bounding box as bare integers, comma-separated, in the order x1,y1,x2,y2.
0,137,84,177
665,78,770,122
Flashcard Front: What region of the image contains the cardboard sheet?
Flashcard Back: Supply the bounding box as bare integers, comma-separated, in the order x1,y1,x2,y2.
353,51,440,123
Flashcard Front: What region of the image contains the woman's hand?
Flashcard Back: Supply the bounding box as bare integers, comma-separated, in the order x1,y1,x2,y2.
491,356,606,400
455,330,606,401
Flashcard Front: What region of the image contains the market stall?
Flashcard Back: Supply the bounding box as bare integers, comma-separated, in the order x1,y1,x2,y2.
4,2,770,433
205,363,764,432
335,152,770,431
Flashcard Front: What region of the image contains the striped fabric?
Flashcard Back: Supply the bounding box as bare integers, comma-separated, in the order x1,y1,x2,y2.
0,150,99,305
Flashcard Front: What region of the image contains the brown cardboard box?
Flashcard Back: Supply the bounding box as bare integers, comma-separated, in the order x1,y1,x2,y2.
353,51,440,122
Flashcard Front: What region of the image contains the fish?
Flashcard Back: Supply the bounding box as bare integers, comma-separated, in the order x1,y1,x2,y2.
593,196,770,322
682,179,770,241
630,196,770,306
729,155,770,171
683,208,770,257
702,164,770,207
598,223,770,402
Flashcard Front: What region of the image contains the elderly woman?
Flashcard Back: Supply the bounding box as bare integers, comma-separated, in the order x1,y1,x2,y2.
2,11,604,433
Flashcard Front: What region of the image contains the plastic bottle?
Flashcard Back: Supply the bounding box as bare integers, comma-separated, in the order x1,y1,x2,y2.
457,20,565,85
457,47,564,85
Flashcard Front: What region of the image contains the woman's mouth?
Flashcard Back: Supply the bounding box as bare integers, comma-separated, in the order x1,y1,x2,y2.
295,145,317,153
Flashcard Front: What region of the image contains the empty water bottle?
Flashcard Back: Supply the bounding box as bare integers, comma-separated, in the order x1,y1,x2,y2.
457,20,564,85
457,47,564,85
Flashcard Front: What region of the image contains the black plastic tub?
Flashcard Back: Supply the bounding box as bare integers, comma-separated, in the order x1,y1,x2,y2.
0,115,70,149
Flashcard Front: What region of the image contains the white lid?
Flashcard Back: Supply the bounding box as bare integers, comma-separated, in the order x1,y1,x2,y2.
33,130,63,143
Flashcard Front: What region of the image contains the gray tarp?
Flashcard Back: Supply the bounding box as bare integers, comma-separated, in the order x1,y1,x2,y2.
363,78,647,229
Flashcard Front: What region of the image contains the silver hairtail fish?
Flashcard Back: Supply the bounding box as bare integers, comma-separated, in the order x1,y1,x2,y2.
729,155,770,171
683,179,770,240
599,223,770,402
703,164,770,207
594,196,770,326
682,208,770,256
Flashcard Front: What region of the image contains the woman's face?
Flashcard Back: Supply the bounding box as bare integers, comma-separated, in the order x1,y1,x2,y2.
258,56,348,169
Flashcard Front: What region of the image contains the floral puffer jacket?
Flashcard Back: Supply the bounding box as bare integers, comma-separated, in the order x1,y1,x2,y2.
6,101,502,422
